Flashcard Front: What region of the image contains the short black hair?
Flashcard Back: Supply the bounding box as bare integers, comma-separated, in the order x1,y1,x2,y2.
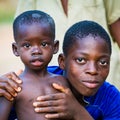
63,20,112,56
13,10,55,42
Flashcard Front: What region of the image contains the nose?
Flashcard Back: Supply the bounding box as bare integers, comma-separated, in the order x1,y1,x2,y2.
86,62,98,75
31,46,42,56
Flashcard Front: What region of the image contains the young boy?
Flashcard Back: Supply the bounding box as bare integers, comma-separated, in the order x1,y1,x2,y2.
0,10,68,120
33,20,120,119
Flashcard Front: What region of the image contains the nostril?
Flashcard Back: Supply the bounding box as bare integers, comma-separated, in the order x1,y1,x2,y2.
86,62,98,75
31,47,42,55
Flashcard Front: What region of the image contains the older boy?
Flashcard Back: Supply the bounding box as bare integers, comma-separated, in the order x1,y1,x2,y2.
33,20,120,120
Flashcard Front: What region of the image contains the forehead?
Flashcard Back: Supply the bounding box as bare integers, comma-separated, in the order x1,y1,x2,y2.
69,35,111,56
15,22,54,42
18,22,53,36
18,22,51,31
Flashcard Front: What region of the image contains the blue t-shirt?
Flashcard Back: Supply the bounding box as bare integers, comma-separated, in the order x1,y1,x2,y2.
9,66,120,120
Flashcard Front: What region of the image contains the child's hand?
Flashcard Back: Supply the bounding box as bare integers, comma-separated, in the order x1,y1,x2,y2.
0,70,22,101
33,83,79,119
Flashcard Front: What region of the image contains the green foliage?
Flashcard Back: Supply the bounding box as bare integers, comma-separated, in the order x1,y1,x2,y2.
0,0,17,24
0,9,14,23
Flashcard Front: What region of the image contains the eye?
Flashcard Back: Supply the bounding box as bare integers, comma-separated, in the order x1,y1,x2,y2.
76,57,86,64
99,60,109,66
23,43,31,48
41,42,48,47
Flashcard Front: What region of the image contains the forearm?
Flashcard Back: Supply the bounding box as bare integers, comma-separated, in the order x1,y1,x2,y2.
0,97,13,120
73,102,94,120
109,18,120,48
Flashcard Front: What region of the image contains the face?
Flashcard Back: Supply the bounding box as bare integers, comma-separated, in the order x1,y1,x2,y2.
12,23,58,71
59,35,111,96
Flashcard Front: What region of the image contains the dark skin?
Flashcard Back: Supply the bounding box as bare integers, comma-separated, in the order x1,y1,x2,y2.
32,35,111,119
0,22,69,120
109,18,120,48
61,0,68,16
0,71,22,101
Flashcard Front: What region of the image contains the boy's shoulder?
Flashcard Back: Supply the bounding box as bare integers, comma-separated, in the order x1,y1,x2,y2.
48,72,68,87
47,66,69,87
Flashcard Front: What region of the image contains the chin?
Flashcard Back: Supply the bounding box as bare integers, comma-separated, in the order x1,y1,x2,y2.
82,89,98,97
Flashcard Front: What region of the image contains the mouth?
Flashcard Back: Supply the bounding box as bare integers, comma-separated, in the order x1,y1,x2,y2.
82,80,100,89
31,58,43,67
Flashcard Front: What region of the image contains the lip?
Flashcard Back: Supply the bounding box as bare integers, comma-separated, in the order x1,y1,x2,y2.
82,81,100,89
31,58,43,67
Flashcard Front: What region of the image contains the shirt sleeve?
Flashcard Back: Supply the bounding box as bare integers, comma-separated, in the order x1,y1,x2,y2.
97,82,120,119
104,88,120,120
47,66,63,75
15,0,36,17
85,82,120,119
104,0,120,24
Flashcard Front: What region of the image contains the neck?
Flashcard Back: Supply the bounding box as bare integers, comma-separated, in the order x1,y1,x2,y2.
23,67,48,77
68,81,88,106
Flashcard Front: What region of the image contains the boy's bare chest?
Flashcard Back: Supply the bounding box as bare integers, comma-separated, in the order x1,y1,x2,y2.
17,79,58,102
15,79,59,120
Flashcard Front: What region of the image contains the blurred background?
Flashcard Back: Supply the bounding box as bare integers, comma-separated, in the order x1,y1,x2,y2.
0,0,24,74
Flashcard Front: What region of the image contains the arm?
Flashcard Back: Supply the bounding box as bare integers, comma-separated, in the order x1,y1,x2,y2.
33,83,94,120
103,0,120,48
0,97,13,120
109,18,120,48
0,71,22,120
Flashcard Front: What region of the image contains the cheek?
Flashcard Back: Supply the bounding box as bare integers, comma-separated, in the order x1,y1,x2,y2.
43,50,53,62
100,66,110,80
66,66,87,94
69,62,84,74
66,63,82,82
20,52,29,64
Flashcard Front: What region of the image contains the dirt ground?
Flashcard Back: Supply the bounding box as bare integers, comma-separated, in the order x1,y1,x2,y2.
0,24,24,74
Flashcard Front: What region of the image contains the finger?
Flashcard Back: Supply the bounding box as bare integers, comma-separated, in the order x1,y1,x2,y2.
36,93,65,101
16,69,23,76
6,72,22,92
52,83,69,94
7,77,21,92
45,112,66,119
7,71,22,84
0,89,14,101
33,99,63,107
0,78,19,98
34,106,62,113
0,82,17,97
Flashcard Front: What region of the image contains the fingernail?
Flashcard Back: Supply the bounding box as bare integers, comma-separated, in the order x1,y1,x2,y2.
37,97,41,100
17,79,22,84
10,97,14,101
14,93,17,97
34,108,40,112
45,114,49,118
17,87,21,92
33,102,37,107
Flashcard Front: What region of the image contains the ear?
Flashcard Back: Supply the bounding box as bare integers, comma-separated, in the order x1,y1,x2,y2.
58,53,65,70
53,40,59,54
12,42,19,57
